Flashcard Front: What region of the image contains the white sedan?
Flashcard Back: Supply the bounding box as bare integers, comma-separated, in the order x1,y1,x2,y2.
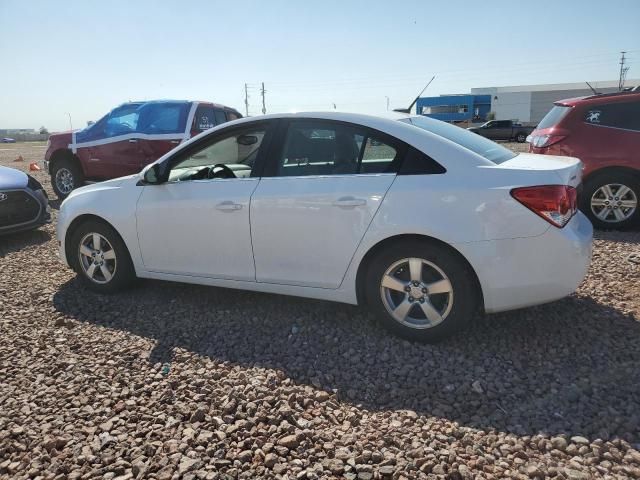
57,112,592,342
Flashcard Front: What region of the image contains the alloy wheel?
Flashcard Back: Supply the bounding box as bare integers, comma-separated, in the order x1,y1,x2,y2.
78,233,117,284
55,168,74,195
590,183,637,223
379,257,453,329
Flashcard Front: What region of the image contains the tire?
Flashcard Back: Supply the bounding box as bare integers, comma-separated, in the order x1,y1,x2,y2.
364,239,479,342
515,132,527,143
69,220,136,293
580,171,639,230
51,157,84,199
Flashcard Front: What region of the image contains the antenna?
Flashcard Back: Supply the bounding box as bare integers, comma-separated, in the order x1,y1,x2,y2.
393,75,436,114
585,81,599,96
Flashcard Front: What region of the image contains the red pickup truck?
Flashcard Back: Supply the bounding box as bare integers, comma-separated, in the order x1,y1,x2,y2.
44,100,242,198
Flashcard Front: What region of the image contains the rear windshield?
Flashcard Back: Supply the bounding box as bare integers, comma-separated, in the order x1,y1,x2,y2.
400,116,517,164
537,105,571,129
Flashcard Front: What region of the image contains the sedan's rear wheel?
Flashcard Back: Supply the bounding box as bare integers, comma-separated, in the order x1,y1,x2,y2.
365,240,479,342
70,220,135,293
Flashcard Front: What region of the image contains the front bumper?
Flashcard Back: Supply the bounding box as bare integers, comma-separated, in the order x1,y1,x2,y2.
0,188,51,236
454,212,593,313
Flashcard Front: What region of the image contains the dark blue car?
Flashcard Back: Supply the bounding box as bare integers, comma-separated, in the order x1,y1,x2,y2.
0,166,51,235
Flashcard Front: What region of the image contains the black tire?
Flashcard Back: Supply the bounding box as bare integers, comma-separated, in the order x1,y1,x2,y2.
515,132,527,143
69,220,136,293
51,157,84,199
580,171,639,230
364,239,479,343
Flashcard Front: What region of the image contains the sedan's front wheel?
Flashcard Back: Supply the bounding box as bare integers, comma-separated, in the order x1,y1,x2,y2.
365,240,479,342
70,220,136,293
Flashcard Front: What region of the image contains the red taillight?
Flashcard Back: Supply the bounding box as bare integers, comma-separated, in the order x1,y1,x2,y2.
529,134,566,148
511,185,578,228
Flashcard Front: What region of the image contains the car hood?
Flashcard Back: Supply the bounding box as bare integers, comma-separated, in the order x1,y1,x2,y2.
0,166,28,189
49,131,73,143
65,174,137,200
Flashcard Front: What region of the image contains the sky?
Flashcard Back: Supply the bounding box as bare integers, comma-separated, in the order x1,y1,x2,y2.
1,0,639,131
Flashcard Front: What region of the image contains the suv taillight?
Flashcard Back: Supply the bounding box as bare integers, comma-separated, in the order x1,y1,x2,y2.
529,134,566,148
511,185,578,228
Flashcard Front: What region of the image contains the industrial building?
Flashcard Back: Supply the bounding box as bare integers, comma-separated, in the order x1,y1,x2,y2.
417,79,639,124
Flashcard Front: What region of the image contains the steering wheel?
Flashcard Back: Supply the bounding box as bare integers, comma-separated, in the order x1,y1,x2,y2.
208,164,237,179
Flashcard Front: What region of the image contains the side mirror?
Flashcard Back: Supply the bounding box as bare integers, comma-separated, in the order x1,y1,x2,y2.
143,163,163,184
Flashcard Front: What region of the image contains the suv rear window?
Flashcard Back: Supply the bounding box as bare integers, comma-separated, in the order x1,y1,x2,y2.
537,105,571,129
401,116,516,164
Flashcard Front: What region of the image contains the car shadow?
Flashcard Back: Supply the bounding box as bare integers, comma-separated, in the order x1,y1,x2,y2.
52,278,640,441
0,228,51,257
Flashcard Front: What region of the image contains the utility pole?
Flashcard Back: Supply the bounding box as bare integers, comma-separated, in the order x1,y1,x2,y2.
385,96,390,111
618,51,629,91
244,83,249,116
260,82,266,115
65,112,73,131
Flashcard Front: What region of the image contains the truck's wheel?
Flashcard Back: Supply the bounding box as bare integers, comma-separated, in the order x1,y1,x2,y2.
581,171,639,229
516,132,527,143
51,158,84,199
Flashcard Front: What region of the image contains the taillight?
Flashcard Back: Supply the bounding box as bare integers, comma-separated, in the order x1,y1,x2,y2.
529,134,566,148
511,185,578,228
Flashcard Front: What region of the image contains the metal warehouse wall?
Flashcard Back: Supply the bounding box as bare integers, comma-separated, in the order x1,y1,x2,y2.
529,87,620,124
492,92,532,123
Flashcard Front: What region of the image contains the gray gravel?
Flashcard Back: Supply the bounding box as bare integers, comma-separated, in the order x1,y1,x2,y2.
1,145,640,479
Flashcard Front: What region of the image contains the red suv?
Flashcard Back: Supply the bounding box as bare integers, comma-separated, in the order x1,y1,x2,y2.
45,100,242,198
528,91,639,229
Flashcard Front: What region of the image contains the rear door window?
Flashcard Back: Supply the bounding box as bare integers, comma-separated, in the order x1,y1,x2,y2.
584,101,640,131
273,120,401,177
137,102,189,134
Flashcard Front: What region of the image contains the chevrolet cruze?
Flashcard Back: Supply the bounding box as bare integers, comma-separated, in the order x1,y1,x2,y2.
57,112,592,342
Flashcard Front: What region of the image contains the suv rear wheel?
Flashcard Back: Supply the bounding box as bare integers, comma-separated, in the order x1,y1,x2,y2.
515,132,527,143
581,171,639,229
51,157,84,199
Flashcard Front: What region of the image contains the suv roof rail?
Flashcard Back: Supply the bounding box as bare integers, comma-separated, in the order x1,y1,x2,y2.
584,89,639,100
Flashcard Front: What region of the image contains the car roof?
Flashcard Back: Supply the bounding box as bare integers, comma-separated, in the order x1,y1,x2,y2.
123,99,239,111
555,90,640,107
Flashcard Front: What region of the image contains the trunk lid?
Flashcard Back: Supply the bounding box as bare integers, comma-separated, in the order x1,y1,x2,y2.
492,153,583,188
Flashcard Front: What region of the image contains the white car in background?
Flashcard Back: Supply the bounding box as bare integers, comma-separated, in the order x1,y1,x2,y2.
57,112,592,342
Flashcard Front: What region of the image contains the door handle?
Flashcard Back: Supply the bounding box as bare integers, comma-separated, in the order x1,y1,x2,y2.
170,140,181,144
216,201,243,212
128,138,138,143
332,196,367,208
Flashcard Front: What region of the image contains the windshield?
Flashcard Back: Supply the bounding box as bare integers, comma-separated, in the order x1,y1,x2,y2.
536,105,572,130
400,116,517,164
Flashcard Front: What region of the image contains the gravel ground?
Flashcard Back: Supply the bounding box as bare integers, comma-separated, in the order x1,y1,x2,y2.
1,143,639,480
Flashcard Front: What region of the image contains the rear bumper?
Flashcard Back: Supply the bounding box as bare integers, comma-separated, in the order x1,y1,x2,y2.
455,212,593,313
